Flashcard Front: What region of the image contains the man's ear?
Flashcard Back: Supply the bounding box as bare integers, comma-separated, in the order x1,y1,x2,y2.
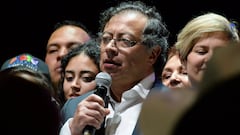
149,46,161,64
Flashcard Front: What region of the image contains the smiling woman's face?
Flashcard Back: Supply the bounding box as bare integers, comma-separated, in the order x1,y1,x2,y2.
186,32,230,87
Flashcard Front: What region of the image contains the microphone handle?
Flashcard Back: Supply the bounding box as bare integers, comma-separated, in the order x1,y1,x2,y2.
83,86,108,135
83,125,96,135
94,86,107,100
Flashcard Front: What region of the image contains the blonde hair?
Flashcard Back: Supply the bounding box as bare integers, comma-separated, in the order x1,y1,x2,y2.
175,12,239,61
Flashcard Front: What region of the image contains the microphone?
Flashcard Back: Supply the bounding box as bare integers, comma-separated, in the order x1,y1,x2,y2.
83,72,112,135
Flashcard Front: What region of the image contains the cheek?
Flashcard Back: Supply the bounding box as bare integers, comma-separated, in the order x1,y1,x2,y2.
45,54,56,62
162,80,169,86
129,50,149,66
82,82,96,90
181,76,190,84
63,81,71,92
81,82,96,91
187,53,202,69
45,58,52,66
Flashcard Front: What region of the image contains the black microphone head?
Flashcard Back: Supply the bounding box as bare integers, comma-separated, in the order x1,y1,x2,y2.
95,72,112,88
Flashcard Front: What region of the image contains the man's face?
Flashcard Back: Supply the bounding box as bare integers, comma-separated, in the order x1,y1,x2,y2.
99,12,159,87
45,25,90,88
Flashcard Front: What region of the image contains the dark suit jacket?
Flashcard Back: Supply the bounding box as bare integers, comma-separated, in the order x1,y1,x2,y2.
60,78,168,135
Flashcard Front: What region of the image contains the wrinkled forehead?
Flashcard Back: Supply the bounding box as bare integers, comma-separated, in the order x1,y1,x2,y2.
103,11,147,36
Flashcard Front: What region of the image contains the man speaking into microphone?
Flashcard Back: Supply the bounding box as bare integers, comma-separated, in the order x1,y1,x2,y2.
60,1,170,135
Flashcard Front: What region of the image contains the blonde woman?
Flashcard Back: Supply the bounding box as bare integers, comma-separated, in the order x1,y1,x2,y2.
175,12,239,89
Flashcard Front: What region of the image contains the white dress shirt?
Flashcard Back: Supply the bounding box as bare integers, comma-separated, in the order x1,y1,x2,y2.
60,73,155,135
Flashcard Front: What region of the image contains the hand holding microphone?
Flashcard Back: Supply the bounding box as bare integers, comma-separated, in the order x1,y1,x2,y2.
83,72,112,135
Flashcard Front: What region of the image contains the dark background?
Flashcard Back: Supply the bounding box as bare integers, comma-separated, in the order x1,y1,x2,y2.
1,0,238,65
